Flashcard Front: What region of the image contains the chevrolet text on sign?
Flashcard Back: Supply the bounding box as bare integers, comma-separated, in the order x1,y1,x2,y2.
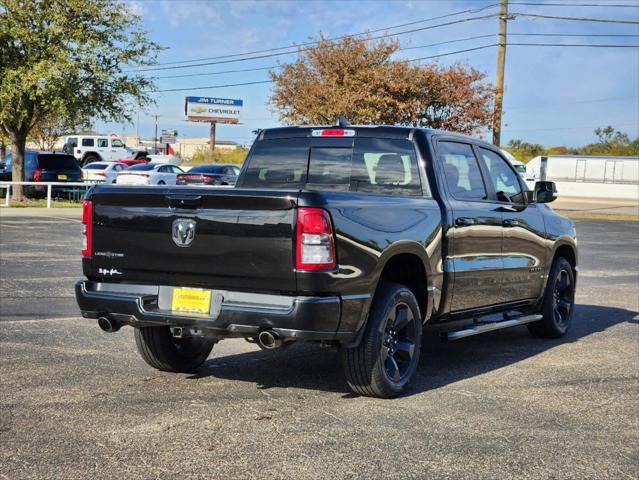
184,96,243,124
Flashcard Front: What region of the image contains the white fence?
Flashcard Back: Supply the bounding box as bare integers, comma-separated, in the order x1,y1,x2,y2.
0,181,103,208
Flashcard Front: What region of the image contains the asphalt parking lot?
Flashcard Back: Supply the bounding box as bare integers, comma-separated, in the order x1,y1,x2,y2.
1,215,637,479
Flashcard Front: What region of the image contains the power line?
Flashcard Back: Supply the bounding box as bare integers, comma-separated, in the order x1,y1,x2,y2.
507,95,639,110
151,35,498,80
132,13,500,72
157,80,273,93
138,3,500,68
509,42,639,47
512,12,639,24
509,33,639,37
155,42,638,93
155,45,499,92
509,2,639,7
150,33,637,80
503,122,638,132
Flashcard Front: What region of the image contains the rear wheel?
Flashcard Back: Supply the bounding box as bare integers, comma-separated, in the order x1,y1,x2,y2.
134,327,214,373
341,283,422,398
528,257,575,338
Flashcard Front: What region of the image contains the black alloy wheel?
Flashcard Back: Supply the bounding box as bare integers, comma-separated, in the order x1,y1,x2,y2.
381,302,418,383
528,256,576,338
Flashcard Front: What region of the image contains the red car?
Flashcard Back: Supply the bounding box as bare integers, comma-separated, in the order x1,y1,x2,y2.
117,158,150,167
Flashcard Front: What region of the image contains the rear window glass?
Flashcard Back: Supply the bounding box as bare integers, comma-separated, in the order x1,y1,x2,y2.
81,138,94,147
239,136,422,195
190,165,225,174
83,163,107,170
128,163,156,171
37,155,79,170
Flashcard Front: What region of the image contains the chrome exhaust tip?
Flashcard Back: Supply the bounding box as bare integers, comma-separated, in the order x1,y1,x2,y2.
97,316,121,333
257,330,282,350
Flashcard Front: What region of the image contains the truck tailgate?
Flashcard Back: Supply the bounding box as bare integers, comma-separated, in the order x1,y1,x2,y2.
86,186,298,292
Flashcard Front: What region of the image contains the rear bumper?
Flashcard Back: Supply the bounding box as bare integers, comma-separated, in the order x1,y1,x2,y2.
75,281,368,342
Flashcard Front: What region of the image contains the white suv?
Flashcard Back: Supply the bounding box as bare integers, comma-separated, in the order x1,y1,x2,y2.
63,135,128,165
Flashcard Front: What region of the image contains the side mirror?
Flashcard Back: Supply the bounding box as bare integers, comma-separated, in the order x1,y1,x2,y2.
534,181,557,203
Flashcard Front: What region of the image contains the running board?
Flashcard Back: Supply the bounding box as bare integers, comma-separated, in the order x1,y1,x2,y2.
442,314,543,341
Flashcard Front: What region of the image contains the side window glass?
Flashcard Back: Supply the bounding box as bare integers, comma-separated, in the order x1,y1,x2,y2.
233,167,240,175
81,138,94,147
350,138,422,196
478,147,523,202
438,141,487,201
97,138,108,148
111,139,124,148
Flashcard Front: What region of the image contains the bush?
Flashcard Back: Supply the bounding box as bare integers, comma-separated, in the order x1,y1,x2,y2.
186,147,248,166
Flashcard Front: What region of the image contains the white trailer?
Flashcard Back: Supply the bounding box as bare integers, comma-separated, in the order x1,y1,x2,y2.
526,155,639,199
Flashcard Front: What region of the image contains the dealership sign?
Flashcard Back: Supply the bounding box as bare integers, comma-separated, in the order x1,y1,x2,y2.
184,96,243,124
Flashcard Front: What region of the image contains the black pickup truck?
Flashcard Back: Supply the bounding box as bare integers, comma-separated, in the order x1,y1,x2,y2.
76,125,577,398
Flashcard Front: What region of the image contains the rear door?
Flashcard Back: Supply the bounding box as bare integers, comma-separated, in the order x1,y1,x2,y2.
475,146,546,303
436,140,504,312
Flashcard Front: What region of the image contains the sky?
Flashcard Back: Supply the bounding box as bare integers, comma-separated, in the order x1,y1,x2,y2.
98,0,639,148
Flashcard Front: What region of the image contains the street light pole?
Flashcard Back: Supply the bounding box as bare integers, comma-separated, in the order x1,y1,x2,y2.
152,114,160,152
492,0,508,147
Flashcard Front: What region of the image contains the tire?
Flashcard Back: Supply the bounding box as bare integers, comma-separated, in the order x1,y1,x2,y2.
341,283,422,398
528,257,576,338
83,154,99,166
134,327,214,373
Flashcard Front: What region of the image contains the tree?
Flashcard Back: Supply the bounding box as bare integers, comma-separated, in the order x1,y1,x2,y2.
0,0,160,200
504,139,545,161
269,36,494,134
578,126,638,156
28,113,92,151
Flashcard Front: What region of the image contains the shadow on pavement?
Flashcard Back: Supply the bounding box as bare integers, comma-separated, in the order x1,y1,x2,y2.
188,304,638,397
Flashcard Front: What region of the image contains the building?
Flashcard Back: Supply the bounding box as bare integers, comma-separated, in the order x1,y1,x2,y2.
526,155,639,199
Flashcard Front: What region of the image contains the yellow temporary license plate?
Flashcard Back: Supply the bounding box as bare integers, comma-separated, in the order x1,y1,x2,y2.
58,174,67,180
171,287,211,314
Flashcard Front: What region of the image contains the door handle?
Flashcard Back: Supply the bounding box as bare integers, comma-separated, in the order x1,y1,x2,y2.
455,217,475,227
503,219,520,227
166,194,203,208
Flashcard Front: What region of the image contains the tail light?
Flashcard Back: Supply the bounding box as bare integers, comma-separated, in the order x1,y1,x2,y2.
81,200,93,257
33,168,42,182
296,207,336,271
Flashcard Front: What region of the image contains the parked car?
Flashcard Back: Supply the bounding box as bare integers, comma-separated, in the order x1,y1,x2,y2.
63,135,128,165
82,162,127,183
0,151,81,197
115,162,184,185
147,154,182,166
117,158,150,168
176,164,240,186
76,124,577,398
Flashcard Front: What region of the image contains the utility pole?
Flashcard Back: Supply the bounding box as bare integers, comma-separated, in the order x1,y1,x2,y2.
152,114,160,152
492,0,508,147
136,105,140,147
